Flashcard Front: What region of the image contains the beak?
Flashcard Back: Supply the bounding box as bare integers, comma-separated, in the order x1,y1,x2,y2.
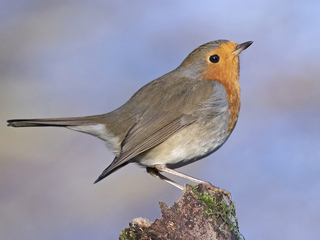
232,41,253,55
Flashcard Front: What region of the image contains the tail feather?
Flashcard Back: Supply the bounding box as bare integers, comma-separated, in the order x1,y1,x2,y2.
7,114,118,149
7,116,103,128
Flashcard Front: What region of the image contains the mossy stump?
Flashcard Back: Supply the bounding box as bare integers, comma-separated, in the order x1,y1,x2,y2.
120,183,244,240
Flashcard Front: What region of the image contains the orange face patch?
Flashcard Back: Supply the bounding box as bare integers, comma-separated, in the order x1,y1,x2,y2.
202,41,241,134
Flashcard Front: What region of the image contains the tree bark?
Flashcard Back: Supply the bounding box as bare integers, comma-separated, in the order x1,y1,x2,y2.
119,183,244,240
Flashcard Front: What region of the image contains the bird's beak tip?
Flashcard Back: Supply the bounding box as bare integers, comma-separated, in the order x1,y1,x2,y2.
232,41,253,55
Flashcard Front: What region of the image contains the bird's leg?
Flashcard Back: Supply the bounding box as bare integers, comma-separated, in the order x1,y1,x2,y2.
155,165,232,205
155,165,206,183
146,167,183,190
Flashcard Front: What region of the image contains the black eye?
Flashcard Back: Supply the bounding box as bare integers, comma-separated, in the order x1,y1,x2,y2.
209,54,220,63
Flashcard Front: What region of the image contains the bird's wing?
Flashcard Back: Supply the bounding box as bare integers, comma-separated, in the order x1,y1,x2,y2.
94,110,197,183
93,78,222,183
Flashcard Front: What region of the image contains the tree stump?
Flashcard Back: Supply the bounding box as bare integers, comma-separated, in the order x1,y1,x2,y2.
119,183,244,240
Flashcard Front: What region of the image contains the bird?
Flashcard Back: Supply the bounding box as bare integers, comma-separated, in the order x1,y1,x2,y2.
7,39,252,192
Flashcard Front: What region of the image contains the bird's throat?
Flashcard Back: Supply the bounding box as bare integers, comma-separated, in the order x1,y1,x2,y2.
203,61,241,135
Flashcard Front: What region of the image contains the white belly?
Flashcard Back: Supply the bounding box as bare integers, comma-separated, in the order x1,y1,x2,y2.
135,112,230,168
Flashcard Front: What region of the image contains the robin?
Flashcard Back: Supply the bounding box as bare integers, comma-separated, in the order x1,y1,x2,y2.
7,39,252,193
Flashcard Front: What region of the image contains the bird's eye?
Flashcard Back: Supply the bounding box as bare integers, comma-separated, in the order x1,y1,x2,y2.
209,54,220,63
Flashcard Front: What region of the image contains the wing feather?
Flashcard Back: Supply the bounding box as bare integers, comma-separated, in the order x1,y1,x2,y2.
94,112,196,183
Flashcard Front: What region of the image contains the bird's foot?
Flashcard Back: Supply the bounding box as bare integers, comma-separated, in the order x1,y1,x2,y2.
199,182,233,206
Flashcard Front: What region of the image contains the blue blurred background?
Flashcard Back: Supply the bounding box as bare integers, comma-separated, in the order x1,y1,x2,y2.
1,1,320,239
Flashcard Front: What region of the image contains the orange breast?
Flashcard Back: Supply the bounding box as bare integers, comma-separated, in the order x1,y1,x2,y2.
201,42,241,134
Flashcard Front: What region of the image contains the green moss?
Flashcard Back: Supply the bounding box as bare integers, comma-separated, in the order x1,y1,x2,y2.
119,229,127,240
190,184,245,240
119,228,135,240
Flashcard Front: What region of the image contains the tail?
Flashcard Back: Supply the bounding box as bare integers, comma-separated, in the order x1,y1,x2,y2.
7,115,105,128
